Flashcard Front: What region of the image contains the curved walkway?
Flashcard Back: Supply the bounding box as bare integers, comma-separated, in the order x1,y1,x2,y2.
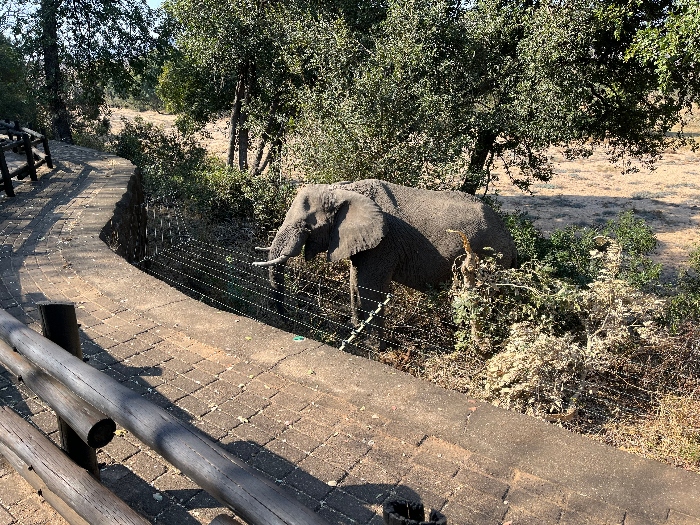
0,142,699,525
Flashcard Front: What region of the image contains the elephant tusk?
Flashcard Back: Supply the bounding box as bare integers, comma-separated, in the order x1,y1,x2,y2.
252,255,288,267
254,246,272,252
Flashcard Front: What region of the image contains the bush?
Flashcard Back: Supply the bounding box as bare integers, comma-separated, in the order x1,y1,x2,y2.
110,117,294,231
663,245,700,332
451,211,665,417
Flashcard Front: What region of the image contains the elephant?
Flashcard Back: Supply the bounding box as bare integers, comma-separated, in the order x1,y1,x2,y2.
253,179,517,334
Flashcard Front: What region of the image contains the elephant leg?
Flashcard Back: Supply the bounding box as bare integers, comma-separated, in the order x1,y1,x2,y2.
349,256,393,349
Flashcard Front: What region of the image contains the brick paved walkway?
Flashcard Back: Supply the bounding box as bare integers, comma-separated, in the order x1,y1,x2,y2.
0,142,699,525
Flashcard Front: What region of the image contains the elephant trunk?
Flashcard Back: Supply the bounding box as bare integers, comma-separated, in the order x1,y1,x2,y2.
255,224,309,315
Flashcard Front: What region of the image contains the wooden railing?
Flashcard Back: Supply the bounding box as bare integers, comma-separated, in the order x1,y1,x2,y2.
0,304,329,525
0,120,53,197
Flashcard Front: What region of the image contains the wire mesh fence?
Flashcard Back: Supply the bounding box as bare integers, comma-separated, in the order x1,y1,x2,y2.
136,195,459,363
136,194,700,460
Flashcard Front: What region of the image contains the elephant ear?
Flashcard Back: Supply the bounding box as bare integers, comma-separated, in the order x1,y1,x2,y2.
327,189,387,262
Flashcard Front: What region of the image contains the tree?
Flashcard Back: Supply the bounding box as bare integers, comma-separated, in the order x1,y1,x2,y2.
3,0,168,142
292,0,687,194
0,36,35,121
159,0,387,173
629,0,700,110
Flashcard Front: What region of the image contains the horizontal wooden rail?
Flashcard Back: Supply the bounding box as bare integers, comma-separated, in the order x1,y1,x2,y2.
0,339,115,448
0,406,150,525
0,441,91,525
0,308,329,525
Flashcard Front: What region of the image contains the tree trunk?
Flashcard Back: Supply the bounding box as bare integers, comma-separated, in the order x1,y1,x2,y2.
226,78,245,167
250,96,279,176
40,0,73,144
461,129,497,194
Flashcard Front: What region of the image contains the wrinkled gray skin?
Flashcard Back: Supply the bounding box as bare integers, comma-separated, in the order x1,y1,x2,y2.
254,179,517,327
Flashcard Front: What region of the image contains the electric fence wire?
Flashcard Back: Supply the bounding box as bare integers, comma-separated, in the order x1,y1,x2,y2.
137,195,700,423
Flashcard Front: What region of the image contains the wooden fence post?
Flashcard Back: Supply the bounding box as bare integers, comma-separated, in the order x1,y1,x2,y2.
40,128,53,169
21,132,37,181
0,149,14,197
38,301,100,478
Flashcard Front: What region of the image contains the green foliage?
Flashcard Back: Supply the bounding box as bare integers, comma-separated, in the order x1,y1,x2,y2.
663,245,700,332
111,117,208,196
0,37,36,121
3,0,170,139
290,0,687,192
629,0,700,104
110,117,293,230
198,164,295,230
452,232,664,416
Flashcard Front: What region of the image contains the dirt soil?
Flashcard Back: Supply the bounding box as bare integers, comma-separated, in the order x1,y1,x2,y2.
109,106,700,279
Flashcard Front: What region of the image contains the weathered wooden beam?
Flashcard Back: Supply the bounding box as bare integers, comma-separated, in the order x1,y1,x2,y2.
0,308,329,525
38,302,101,478
0,339,115,448
0,150,14,197
21,133,37,181
0,406,150,525
0,441,91,525
40,130,53,168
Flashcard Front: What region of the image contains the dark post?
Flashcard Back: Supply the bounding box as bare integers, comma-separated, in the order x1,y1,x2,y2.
21,133,37,181
40,128,53,169
38,302,100,478
0,150,14,197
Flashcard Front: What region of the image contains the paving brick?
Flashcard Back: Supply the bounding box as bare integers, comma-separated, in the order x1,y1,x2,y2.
340,460,400,505
0,505,13,525
217,399,259,421
0,472,31,505
314,433,372,471
452,484,509,521
380,420,427,446
193,380,242,406
512,469,570,506
666,511,700,525
363,436,416,479
252,449,297,480
232,421,274,447
249,412,291,436
505,488,564,524
125,451,168,482
624,513,659,525
453,467,509,500
162,358,194,374
278,427,324,455
392,483,447,514
300,401,345,428
267,437,309,464
183,367,217,387
503,505,561,525
168,373,204,395
219,368,253,386
566,493,626,524
220,435,262,462
464,452,513,481
201,408,244,431
192,359,227,377
177,394,212,417
326,489,377,524
191,419,229,441
102,434,140,463
441,501,497,525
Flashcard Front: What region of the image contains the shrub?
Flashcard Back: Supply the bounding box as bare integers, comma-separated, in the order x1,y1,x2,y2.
452,211,665,418
110,117,294,231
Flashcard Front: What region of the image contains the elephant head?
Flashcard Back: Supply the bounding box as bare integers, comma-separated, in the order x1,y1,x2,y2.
253,184,388,313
